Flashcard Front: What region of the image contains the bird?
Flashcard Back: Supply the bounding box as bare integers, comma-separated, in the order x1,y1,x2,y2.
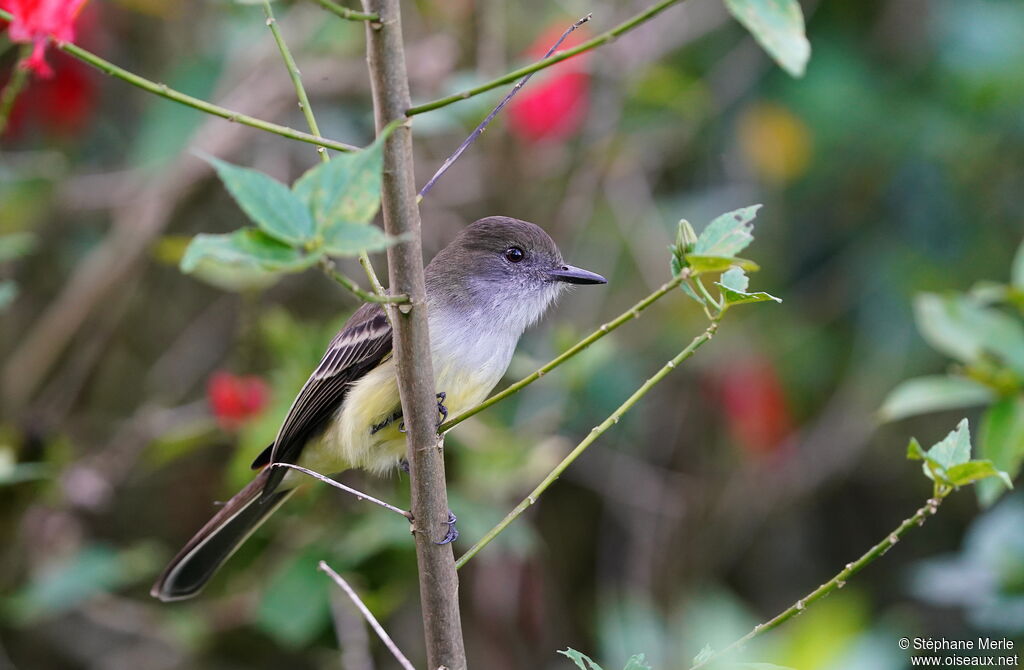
151,216,607,601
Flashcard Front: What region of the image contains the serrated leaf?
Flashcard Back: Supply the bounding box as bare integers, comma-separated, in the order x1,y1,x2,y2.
723,0,811,77
946,460,1013,489
622,654,652,670
977,396,1024,506
928,418,972,470
322,222,399,257
693,205,762,257
914,293,1024,377
0,232,36,262
294,125,396,232
558,648,605,670
685,255,761,274
907,437,926,461
715,267,781,306
180,229,319,275
879,375,995,422
203,156,315,246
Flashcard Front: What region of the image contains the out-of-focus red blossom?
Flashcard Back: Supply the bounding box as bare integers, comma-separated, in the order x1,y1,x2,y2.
207,372,270,431
713,355,795,460
1,0,89,77
508,24,591,143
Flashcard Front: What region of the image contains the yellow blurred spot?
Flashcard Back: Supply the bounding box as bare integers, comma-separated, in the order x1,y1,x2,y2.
738,101,812,184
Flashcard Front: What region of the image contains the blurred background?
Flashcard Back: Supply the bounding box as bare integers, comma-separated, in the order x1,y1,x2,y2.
2,0,1023,668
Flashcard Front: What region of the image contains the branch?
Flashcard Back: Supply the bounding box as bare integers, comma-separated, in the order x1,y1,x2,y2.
688,495,947,669
455,313,719,569
318,561,417,670
311,0,379,22
0,45,31,136
405,0,688,116
0,8,361,153
270,462,413,519
320,257,409,304
417,14,591,200
439,273,687,432
362,0,468,667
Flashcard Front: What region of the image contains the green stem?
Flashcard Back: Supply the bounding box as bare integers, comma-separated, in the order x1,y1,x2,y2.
310,0,379,22
262,0,329,163
0,45,32,137
688,494,948,669
406,0,687,116
439,273,687,432
320,257,408,304
455,315,719,569
0,9,362,153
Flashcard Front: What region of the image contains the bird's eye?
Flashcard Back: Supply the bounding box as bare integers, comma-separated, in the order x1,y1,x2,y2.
505,246,525,263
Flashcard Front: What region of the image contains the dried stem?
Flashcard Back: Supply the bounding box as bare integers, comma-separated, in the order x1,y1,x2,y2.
310,0,379,22
417,13,591,200
270,462,413,519
688,495,948,669
363,0,467,666
0,9,360,153
456,313,719,569
318,561,417,670
406,0,689,116
0,45,32,137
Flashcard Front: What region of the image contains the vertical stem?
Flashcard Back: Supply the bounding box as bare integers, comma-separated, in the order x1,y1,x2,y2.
361,1,467,668
0,46,32,137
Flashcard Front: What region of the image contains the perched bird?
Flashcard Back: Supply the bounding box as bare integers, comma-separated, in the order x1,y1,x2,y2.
152,216,606,601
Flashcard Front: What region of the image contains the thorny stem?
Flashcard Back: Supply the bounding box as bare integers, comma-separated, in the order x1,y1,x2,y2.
687,494,949,669
0,45,32,137
439,272,688,432
319,257,409,304
456,313,720,569
406,0,689,116
417,14,591,201
271,462,413,519
318,562,417,670
310,0,379,23
0,8,361,153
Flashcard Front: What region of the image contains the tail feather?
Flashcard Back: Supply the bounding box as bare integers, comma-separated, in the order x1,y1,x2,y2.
151,469,294,602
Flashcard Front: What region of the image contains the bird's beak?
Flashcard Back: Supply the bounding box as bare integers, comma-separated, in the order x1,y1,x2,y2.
547,264,607,285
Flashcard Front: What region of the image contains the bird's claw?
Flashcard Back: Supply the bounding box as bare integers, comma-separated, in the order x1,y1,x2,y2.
435,510,459,545
436,391,448,428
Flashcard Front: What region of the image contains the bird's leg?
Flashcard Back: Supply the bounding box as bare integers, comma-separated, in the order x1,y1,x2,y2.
435,510,459,545
371,409,404,435
436,391,448,427
398,458,410,474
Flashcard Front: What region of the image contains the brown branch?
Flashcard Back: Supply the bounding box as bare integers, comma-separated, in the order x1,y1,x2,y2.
361,1,467,668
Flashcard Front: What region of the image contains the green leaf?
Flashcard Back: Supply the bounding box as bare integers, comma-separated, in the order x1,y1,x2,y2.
879,375,996,422
622,654,652,670
204,155,315,246
0,281,17,312
907,437,927,461
322,221,399,257
294,125,396,232
680,281,707,306
914,293,1024,377
929,418,972,470
181,229,319,275
558,648,605,670
685,255,761,274
946,460,1013,489
715,267,782,307
1012,239,1024,289
255,551,331,648
0,232,36,262
723,0,811,77
693,205,762,257
977,396,1024,505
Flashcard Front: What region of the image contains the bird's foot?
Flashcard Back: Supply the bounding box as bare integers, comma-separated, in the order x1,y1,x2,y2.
435,510,459,545
436,391,448,428
398,458,410,474
371,410,404,436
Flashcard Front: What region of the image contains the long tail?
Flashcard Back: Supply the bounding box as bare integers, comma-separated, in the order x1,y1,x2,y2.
151,468,294,602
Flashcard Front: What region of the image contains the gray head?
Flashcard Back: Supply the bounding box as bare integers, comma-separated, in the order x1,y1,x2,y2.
425,216,606,335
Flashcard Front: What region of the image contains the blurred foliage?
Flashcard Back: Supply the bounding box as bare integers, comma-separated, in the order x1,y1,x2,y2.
3,0,1024,668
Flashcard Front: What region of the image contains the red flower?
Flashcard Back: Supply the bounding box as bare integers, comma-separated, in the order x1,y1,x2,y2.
207,372,270,430
508,24,591,143
2,0,89,77
714,355,794,459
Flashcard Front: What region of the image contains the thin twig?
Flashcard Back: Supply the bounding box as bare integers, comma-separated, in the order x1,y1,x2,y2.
688,495,947,669
439,272,687,432
456,315,720,569
262,0,329,163
417,14,591,200
271,462,413,519
318,561,417,670
0,45,32,136
406,0,688,116
320,257,409,304
311,0,379,22
0,9,361,153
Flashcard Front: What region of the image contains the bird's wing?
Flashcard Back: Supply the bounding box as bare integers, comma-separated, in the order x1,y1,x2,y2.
261,302,393,493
